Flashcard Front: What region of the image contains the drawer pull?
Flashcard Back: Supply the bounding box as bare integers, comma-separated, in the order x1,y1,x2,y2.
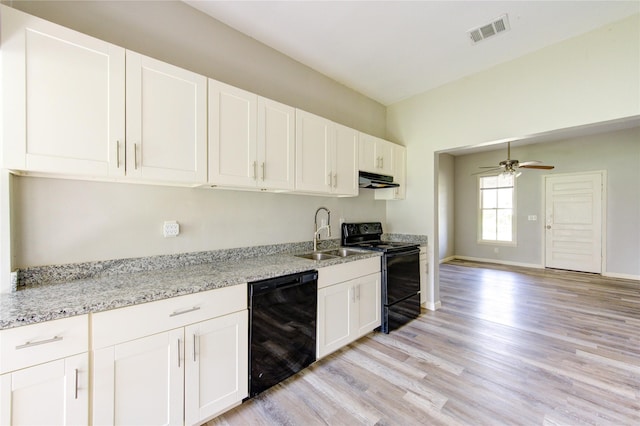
15,335,63,350
169,306,201,317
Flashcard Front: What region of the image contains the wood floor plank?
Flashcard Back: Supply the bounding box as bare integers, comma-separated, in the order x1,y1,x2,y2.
208,260,640,425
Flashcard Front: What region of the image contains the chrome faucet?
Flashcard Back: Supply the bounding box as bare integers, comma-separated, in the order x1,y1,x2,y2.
313,207,331,252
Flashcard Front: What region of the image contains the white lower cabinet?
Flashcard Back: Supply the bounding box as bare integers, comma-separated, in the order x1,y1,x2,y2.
0,315,89,426
317,257,381,358
92,330,184,425
91,285,248,426
0,353,89,425
184,311,248,425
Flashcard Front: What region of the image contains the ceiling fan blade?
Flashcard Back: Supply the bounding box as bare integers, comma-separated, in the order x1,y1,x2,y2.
471,167,503,175
519,164,555,170
518,160,541,167
479,165,504,168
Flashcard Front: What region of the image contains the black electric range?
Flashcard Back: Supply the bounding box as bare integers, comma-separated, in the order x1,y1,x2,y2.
341,222,421,333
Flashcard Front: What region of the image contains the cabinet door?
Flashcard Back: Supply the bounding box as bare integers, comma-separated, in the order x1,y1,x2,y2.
295,109,333,194
376,139,395,175
126,51,206,184
358,134,378,173
333,124,359,196
184,311,248,426
93,330,184,426
393,145,407,199
1,5,125,176
375,144,406,200
209,80,258,187
257,98,295,191
355,273,382,337
317,281,353,358
0,353,88,425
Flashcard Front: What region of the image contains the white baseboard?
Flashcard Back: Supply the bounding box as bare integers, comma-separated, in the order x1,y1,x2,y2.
603,271,640,281
452,256,544,269
422,300,441,311
439,256,456,264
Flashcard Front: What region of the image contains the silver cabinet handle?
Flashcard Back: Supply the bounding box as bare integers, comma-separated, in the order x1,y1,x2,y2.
261,162,265,181
333,173,338,188
193,334,197,362
177,338,181,368
116,140,120,168
134,143,139,170
74,368,79,400
169,306,201,317
16,336,63,350
327,173,332,187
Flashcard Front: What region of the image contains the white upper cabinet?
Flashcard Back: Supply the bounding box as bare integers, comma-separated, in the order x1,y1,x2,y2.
257,97,296,191
126,51,207,184
209,80,294,191
375,144,407,200
333,124,359,196
209,81,258,188
1,5,125,177
1,6,206,185
295,109,358,196
359,133,395,176
295,109,333,194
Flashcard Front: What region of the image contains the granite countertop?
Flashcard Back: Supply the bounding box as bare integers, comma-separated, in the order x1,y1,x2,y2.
0,250,381,331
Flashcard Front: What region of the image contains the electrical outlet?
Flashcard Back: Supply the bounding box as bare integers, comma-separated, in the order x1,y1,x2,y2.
163,221,180,238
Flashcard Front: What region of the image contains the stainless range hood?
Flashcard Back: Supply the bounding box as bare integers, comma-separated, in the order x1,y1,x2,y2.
358,171,400,189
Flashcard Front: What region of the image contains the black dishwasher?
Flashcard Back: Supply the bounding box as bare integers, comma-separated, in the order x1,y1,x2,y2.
248,270,318,398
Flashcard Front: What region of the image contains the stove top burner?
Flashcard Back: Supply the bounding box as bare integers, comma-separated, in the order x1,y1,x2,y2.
341,222,419,253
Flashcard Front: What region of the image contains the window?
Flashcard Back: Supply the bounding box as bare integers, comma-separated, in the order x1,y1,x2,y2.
479,174,515,243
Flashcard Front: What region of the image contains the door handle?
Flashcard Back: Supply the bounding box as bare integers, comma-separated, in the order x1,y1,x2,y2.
546,225,551,229
177,338,181,368
74,368,79,400
193,334,197,362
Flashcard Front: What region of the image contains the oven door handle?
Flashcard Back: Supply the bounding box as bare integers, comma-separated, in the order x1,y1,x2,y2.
385,248,420,257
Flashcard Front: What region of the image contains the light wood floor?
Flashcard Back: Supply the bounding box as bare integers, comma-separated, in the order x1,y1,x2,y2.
209,260,640,425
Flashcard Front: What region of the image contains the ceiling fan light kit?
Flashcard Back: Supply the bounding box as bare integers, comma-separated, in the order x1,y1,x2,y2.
474,142,555,177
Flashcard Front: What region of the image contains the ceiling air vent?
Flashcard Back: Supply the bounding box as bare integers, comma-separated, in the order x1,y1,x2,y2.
468,14,510,44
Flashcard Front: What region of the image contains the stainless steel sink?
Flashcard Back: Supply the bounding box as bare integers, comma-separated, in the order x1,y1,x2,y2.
322,248,364,257
295,247,366,261
295,252,338,261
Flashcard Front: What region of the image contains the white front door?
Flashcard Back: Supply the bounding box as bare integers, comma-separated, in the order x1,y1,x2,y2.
544,172,603,273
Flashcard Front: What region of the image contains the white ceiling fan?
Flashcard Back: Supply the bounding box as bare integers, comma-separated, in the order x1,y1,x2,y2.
474,142,555,177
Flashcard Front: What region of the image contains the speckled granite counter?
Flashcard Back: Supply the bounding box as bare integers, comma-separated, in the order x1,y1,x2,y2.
0,249,381,331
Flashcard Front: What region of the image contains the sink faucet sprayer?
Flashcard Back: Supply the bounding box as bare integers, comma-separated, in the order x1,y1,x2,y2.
314,207,331,251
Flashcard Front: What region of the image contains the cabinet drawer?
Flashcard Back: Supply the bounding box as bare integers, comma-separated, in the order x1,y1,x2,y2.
318,257,380,289
0,315,89,374
91,284,247,349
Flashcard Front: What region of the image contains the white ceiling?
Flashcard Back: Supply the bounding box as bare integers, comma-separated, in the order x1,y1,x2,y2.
184,0,639,106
